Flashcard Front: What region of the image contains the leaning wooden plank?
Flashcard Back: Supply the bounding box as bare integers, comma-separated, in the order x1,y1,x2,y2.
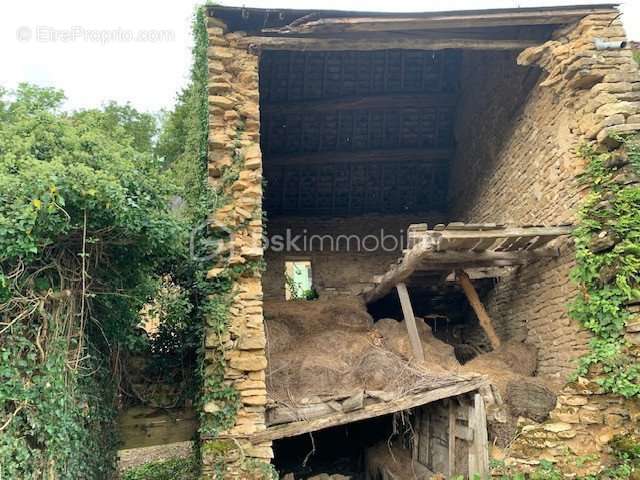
396,283,426,362
239,36,537,51
236,376,487,443
267,402,340,426
445,223,502,231
456,270,501,349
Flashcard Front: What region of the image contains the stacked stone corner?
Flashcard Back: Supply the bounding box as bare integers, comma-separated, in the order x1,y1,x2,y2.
201,14,273,479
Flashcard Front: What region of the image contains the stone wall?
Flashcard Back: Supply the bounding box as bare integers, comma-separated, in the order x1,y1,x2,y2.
263,214,441,300
487,12,640,475
202,16,272,478
448,29,614,379
202,7,640,477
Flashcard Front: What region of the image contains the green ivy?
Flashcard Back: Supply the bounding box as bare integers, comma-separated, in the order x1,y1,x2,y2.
122,456,198,480
570,135,640,398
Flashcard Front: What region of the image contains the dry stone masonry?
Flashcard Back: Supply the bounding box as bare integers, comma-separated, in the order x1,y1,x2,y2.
487,12,640,475
202,17,272,479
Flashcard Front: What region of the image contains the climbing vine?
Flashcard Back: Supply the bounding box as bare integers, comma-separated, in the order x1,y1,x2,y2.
569,134,640,398
158,9,267,476
0,84,187,478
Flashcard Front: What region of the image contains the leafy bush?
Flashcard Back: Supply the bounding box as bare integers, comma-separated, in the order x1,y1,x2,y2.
0,84,188,478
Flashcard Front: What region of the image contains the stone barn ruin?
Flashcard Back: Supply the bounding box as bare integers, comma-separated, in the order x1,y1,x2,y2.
201,4,640,479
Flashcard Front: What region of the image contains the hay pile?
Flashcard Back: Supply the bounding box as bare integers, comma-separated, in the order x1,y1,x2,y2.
264,297,556,442
264,297,461,404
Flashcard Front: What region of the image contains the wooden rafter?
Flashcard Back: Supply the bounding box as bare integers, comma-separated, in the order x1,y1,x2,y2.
263,148,452,166
263,8,613,35
262,93,457,115
242,36,537,51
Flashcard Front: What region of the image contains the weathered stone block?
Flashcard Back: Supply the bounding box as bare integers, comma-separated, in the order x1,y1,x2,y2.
208,47,234,61
208,95,236,109
229,352,267,371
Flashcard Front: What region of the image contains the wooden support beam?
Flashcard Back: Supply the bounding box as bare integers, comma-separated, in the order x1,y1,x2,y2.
265,8,613,34
363,239,437,304
468,393,490,479
262,93,457,115
212,376,487,443
448,400,456,478
456,270,501,349
263,148,452,167
396,282,425,363
240,36,537,51
415,248,559,268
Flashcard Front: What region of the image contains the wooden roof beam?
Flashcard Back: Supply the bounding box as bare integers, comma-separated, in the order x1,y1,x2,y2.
264,8,615,34
263,148,453,167
241,36,537,52
262,93,457,115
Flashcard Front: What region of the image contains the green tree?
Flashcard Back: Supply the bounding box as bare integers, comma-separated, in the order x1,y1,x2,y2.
0,83,187,479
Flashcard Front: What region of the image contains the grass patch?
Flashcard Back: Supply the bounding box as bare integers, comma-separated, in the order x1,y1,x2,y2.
122,457,198,480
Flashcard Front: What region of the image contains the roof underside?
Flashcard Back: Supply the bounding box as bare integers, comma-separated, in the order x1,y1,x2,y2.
211,3,618,217
261,49,461,215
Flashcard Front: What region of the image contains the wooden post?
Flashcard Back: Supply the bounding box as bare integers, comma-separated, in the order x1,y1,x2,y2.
448,400,456,478
468,393,490,479
396,282,425,362
456,270,501,349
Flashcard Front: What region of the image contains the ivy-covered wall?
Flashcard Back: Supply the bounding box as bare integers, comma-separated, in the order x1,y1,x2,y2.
199,13,275,480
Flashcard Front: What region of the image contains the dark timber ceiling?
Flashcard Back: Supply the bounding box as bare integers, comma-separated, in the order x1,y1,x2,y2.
261,49,460,217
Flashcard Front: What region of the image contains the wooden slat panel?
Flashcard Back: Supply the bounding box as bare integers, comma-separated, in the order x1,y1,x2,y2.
526,234,561,250
471,238,498,252
504,235,539,251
